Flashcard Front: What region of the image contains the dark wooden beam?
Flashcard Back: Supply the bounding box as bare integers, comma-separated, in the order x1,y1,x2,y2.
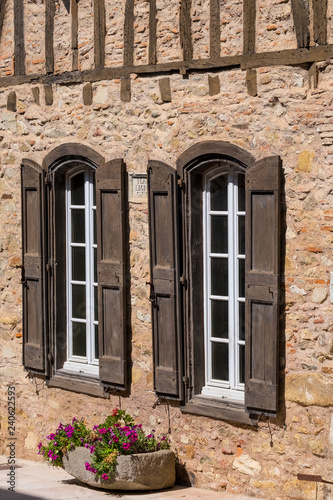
159,77,171,102
94,0,106,69
290,0,310,48
14,0,25,75
313,0,327,46
246,68,257,96
180,0,192,61
208,75,220,96
2,44,333,88
148,0,157,65
210,0,220,59
124,0,135,66
309,62,318,89
71,0,79,71
45,0,55,74
243,0,256,54
120,77,131,102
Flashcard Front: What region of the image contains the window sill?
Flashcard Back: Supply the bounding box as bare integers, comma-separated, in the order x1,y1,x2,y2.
46,372,110,399
181,395,257,426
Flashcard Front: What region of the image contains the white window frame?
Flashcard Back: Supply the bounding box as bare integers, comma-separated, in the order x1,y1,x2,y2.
63,165,98,376
202,164,245,402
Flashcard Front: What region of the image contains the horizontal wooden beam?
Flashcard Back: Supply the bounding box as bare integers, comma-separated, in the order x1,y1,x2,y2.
1,44,333,88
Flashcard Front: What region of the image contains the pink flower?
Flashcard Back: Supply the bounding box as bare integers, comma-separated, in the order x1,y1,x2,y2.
122,442,131,451
101,474,109,481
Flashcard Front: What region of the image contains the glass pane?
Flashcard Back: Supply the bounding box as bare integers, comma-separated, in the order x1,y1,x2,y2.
238,173,245,212
94,247,97,283
94,286,98,321
239,344,245,384
238,215,245,255
71,172,85,206
239,259,245,298
211,216,228,254
211,300,228,339
239,302,245,341
72,322,86,357
210,175,227,212
71,209,85,243
72,284,86,319
93,209,97,245
72,247,85,281
212,342,229,381
92,172,96,206
95,325,99,359
211,258,228,296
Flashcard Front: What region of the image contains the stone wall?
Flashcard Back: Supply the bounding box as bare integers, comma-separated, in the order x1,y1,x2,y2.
0,1,333,499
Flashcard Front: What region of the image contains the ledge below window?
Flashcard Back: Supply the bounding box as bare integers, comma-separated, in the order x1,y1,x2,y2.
46,373,110,399
180,395,257,426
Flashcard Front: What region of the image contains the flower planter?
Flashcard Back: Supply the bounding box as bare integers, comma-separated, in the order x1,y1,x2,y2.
63,447,176,490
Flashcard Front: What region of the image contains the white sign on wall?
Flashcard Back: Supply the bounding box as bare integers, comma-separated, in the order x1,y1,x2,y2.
129,174,147,202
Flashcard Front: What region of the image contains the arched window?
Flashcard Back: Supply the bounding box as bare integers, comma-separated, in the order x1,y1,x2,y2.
21,146,129,396
148,142,282,423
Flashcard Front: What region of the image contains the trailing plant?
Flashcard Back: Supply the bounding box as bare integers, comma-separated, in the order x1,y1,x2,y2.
38,408,170,481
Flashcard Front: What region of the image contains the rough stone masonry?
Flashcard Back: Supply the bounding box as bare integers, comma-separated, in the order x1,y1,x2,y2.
0,1,333,499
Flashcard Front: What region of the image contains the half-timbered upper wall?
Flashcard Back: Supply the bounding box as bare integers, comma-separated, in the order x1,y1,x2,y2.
0,0,331,86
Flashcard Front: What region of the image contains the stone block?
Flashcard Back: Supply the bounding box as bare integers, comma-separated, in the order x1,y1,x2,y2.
285,373,333,406
296,151,315,173
63,447,175,490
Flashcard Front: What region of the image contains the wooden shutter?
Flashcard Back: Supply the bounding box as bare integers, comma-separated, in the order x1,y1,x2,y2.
245,156,281,416
21,159,48,374
96,159,127,390
147,161,183,400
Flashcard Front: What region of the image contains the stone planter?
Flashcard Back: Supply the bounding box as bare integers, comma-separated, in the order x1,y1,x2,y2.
63,447,176,490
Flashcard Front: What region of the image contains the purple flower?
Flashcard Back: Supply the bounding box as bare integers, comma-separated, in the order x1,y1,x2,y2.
122,443,131,451
98,428,107,434
112,436,119,443
101,474,109,481
85,462,91,470
72,417,76,424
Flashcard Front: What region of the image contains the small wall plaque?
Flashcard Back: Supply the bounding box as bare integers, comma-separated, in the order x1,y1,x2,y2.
129,174,148,202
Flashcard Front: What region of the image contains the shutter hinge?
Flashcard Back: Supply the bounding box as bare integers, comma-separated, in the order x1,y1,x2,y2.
46,262,52,274
178,177,185,189
183,376,189,385
47,353,54,365
180,274,187,286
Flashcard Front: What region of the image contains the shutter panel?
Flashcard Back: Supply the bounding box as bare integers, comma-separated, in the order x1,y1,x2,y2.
245,156,281,416
21,159,48,374
96,159,127,390
147,161,183,400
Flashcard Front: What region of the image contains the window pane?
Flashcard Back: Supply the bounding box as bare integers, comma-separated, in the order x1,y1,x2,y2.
94,286,98,321
239,259,245,298
211,258,228,296
72,322,86,356
239,344,245,384
94,247,97,283
71,172,85,206
238,173,245,212
95,325,99,359
239,302,245,341
212,342,229,381
238,215,245,255
211,300,228,339
72,247,85,281
71,209,85,243
210,175,227,211
211,216,228,254
72,284,86,319
93,210,97,245
92,172,96,206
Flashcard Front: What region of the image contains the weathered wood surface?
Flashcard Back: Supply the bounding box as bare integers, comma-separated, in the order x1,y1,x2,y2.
180,0,192,61
148,0,157,65
243,0,256,54
94,0,106,69
14,0,25,75
71,0,79,70
313,0,328,46
45,0,55,74
124,0,135,66
291,0,310,48
210,0,220,59
1,42,333,89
